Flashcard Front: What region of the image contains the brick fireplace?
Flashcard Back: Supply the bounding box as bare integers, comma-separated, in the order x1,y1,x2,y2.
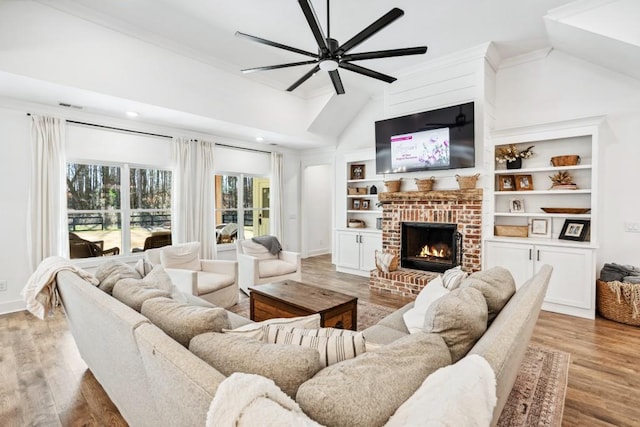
370,188,483,297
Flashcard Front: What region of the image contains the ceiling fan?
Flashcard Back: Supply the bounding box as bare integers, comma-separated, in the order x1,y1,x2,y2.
235,0,428,95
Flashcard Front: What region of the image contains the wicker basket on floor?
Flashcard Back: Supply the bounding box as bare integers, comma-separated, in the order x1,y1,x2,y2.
596,280,640,326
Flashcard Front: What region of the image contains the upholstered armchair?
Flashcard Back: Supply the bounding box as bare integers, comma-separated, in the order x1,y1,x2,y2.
145,242,239,308
236,238,301,295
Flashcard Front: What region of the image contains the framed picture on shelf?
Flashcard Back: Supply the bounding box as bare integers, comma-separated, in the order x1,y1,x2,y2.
508,198,525,213
559,219,590,241
530,218,551,238
350,164,366,180
498,175,516,191
515,174,534,191
351,199,361,210
361,199,370,210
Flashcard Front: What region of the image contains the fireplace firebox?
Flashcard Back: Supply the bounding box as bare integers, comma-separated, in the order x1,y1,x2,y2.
401,222,462,273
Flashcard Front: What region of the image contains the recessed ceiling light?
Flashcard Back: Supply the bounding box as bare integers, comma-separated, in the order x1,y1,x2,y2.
126,111,139,117
256,136,264,142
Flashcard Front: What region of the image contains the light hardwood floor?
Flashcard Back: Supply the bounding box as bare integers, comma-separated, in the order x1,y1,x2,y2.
1,254,639,426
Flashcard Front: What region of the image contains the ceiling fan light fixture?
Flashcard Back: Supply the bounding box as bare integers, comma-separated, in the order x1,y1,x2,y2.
319,59,339,71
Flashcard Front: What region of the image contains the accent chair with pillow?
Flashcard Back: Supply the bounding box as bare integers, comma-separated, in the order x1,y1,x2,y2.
145,242,239,308
236,238,301,295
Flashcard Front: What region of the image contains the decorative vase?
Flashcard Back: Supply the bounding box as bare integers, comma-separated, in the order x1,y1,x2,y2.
506,158,522,169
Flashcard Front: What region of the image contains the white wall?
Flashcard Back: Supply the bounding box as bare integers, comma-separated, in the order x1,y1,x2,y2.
495,49,640,270
0,107,31,313
302,163,332,257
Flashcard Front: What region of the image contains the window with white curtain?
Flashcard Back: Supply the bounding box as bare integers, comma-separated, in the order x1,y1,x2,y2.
67,162,171,258
215,174,270,245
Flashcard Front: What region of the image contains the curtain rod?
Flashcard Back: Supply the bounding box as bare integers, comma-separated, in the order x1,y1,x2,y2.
26,113,274,154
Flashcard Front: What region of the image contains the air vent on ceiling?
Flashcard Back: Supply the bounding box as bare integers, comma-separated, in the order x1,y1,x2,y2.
58,102,83,109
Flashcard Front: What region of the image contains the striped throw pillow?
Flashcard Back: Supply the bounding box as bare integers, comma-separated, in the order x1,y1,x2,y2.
442,266,468,290
265,326,366,367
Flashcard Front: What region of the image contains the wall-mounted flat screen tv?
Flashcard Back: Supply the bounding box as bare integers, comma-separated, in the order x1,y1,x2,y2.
375,102,475,174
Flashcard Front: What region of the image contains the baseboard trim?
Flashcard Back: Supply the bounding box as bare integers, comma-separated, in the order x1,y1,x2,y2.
0,299,26,316
306,248,331,258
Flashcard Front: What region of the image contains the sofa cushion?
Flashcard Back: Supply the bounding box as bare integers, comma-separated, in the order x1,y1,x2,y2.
241,239,278,260
265,326,366,367
442,265,468,290
222,314,321,341
95,260,142,294
296,332,452,427
112,279,171,312
197,271,236,294
141,297,230,347
423,287,488,362
190,332,322,398
160,242,201,270
258,259,297,278
144,247,162,265
402,275,449,333
460,266,516,323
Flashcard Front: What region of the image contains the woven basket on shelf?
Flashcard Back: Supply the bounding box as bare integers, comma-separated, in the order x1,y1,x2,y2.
596,280,640,326
455,173,480,190
415,177,435,191
384,179,402,193
550,155,580,167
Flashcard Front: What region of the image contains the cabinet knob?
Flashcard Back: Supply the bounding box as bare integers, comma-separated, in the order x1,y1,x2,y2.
529,249,532,260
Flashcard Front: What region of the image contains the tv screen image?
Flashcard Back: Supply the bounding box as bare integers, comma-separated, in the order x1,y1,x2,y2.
376,102,475,174
390,127,451,170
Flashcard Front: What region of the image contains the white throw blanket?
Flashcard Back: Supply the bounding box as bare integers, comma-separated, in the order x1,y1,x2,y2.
385,354,497,427
21,256,98,319
206,373,322,427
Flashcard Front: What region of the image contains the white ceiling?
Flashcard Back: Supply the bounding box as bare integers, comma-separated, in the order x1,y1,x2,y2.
37,0,575,96
2,0,637,149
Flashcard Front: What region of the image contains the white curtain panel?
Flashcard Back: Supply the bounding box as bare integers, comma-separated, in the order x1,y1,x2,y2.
27,115,67,270
172,137,216,259
270,152,284,240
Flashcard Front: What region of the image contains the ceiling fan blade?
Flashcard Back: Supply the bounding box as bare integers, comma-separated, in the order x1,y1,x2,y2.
339,62,396,83
241,60,319,74
298,0,329,53
235,31,318,59
287,64,321,92
328,70,345,95
341,46,427,62
338,8,404,55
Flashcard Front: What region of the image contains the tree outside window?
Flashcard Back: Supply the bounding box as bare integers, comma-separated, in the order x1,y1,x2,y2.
67,162,171,258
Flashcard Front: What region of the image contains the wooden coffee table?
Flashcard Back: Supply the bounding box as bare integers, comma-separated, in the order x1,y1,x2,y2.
249,281,358,330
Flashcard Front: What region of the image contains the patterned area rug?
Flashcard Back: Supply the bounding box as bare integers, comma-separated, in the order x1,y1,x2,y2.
227,298,569,426
498,345,570,427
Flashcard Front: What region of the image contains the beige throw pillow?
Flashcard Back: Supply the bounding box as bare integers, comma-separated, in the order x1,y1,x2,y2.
190,332,322,398
95,260,142,294
423,287,488,362
141,297,230,347
112,280,171,312
460,266,516,322
296,332,452,427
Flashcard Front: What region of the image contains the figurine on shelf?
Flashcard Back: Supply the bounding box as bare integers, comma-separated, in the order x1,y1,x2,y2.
549,170,577,190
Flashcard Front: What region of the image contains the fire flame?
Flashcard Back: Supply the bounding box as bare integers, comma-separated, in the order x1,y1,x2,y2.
418,245,446,258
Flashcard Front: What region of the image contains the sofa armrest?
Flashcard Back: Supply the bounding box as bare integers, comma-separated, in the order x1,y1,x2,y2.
164,268,198,295
201,259,238,278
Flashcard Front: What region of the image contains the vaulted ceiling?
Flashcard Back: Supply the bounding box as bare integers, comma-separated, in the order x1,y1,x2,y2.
0,0,637,149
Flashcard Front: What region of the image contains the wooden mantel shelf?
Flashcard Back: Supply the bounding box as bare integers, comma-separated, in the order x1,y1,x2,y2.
378,188,483,202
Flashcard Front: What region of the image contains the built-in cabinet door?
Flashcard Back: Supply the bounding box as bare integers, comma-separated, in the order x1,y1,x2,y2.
484,241,535,288
335,230,361,270
359,232,382,272
537,245,594,310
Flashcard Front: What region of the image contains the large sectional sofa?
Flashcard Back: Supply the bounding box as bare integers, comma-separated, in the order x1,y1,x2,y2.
56,263,552,427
